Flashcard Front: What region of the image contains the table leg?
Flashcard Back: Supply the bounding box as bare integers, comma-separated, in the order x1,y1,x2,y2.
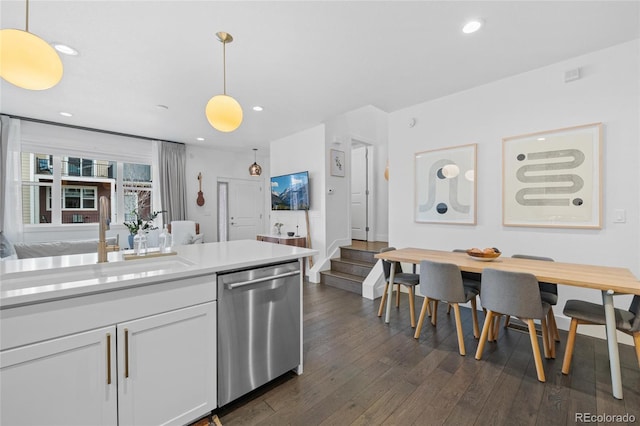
602,290,623,399
384,262,396,323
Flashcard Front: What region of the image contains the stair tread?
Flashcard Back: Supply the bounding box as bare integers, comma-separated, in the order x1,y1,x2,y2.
320,270,364,282
341,246,381,254
331,258,376,267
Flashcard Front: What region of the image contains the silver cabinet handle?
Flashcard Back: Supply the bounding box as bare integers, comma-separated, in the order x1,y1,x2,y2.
226,270,300,289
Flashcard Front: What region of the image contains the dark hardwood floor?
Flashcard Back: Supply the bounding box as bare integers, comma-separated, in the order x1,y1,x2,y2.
215,283,639,425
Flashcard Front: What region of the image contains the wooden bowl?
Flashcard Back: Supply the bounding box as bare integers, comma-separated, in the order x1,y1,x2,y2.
466,250,501,262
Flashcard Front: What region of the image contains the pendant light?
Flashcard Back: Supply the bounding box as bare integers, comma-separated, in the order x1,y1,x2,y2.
249,148,262,176
205,32,243,132
0,0,63,90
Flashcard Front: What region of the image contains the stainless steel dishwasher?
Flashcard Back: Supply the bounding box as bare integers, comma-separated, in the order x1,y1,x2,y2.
217,260,301,407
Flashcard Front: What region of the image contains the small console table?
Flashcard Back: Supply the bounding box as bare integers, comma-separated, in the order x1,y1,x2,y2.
256,234,306,248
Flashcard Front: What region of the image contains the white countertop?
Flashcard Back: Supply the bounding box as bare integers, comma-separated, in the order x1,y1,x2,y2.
0,240,317,308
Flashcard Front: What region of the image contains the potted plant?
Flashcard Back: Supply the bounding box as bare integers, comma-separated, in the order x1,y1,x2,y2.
124,209,163,249
274,222,284,235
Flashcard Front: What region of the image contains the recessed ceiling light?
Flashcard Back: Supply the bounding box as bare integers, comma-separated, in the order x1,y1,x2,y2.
52,43,78,56
462,20,483,34
196,137,205,141
59,112,73,117
252,106,263,112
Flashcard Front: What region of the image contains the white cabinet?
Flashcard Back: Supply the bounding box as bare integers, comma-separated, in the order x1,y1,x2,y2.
1,326,118,426
118,302,216,426
0,302,216,426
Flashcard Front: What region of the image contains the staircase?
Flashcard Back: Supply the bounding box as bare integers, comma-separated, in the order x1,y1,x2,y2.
320,241,388,295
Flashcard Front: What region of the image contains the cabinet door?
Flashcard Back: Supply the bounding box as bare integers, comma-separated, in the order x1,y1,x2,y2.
1,326,117,426
117,302,216,426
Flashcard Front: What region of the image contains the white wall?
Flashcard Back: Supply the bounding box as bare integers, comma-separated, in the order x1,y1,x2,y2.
269,109,388,282
185,146,270,243
270,124,326,274
325,105,390,245
343,105,389,242
388,40,639,341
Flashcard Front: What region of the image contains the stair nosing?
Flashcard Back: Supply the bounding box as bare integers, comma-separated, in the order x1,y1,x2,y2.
340,246,381,254
330,258,376,267
319,270,363,283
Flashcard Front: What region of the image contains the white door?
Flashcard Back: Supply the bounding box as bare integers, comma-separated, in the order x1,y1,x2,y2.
351,145,368,240
117,303,216,426
227,178,264,241
1,326,118,426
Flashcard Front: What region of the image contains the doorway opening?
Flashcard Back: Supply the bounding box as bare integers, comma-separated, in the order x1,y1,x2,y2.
351,141,375,242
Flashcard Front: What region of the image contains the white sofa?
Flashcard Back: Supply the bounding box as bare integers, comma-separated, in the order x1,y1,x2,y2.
12,237,118,259
169,221,203,246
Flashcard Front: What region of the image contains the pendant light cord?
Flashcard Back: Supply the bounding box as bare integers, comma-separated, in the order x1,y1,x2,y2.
25,0,30,32
222,39,227,95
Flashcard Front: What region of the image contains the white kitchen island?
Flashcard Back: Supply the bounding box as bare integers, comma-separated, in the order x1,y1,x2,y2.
0,240,316,426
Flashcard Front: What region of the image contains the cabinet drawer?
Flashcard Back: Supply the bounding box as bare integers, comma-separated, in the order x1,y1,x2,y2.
1,274,217,351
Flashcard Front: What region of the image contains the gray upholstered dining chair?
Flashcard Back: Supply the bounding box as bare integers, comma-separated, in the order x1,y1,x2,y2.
413,260,480,356
562,295,640,374
452,249,483,337
452,249,482,292
475,268,554,382
505,254,560,344
377,247,420,327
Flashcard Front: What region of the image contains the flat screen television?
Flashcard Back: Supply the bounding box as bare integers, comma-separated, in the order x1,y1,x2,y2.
271,171,310,210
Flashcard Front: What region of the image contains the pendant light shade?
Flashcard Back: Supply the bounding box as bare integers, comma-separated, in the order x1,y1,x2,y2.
249,148,262,176
206,32,243,132
0,1,63,90
206,94,243,132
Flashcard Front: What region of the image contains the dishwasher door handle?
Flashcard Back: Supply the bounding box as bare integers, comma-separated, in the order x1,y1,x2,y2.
225,270,300,289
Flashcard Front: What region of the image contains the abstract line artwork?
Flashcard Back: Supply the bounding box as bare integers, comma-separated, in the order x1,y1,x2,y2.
415,144,476,224
502,123,602,228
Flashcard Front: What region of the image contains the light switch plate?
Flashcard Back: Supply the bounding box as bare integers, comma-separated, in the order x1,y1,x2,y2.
613,209,626,223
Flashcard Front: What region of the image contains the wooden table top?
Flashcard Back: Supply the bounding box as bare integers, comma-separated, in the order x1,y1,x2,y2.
375,248,640,295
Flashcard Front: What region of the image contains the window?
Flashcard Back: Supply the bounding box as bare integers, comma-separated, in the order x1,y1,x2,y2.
45,186,98,210
21,152,153,226
123,163,153,222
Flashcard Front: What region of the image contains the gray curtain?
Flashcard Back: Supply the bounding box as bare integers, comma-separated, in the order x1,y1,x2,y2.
0,115,7,233
157,141,187,223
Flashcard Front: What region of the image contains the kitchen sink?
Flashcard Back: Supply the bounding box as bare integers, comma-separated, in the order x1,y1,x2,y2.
1,256,196,293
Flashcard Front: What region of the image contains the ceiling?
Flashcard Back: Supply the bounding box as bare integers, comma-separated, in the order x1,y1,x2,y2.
1,1,638,151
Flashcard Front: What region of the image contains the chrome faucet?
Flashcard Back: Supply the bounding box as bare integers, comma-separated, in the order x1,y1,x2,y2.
98,196,110,263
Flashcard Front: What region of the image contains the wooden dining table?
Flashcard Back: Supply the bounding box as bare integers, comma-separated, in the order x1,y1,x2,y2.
375,248,640,399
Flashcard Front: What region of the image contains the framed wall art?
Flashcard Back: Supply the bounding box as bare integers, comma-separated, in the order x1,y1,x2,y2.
502,122,602,228
330,149,345,177
415,143,476,224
